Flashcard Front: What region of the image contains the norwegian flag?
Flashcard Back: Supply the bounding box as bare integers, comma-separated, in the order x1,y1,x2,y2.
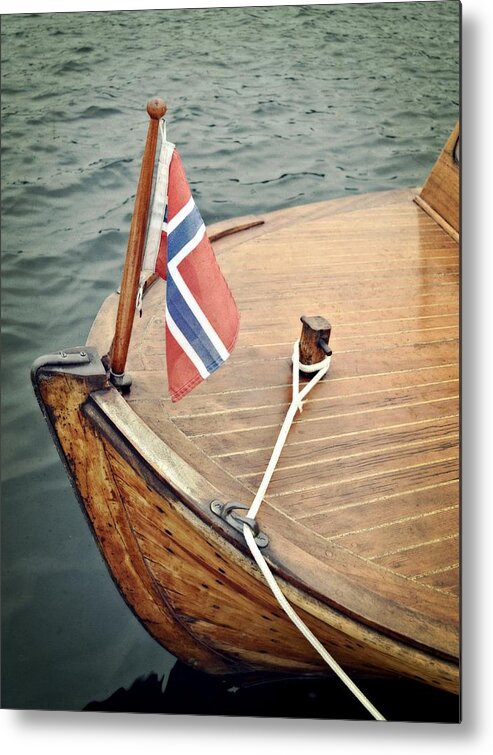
142,129,239,402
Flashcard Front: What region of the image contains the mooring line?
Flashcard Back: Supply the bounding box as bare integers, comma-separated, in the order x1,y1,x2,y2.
242,341,386,721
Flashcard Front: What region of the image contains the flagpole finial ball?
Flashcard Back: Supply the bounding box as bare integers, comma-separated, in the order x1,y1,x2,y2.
147,97,167,120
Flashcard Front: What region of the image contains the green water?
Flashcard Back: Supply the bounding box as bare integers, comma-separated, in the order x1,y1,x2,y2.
1,2,459,713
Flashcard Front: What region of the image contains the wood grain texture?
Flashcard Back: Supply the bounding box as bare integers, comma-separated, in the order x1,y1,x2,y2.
416,122,459,236
33,361,231,673
111,188,459,597
109,99,166,377
299,315,332,365
33,356,458,691
84,181,459,692
31,119,461,700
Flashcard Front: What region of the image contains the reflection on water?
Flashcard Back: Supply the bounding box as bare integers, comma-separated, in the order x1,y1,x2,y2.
1,3,459,714
84,662,460,722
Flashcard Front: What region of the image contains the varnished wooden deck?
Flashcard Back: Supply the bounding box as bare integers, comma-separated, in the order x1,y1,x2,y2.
88,186,459,661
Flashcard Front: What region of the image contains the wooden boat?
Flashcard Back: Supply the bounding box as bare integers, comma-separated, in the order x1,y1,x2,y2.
32,100,460,706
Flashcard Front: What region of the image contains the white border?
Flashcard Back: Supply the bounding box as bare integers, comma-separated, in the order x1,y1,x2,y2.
2,0,492,752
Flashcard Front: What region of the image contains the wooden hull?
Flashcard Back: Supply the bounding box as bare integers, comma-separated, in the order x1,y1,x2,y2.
32,124,460,698
32,339,458,693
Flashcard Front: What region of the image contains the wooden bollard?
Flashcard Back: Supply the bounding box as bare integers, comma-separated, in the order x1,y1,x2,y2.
299,315,332,367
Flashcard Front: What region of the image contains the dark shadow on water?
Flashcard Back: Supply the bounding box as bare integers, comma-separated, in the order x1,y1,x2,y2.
83,662,460,723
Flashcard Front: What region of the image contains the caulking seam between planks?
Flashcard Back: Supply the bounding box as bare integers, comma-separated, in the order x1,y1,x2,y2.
299,480,457,520
327,504,459,541
187,396,459,439
237,432,459,480
178,380,459,421
368,533,458,561
211,415,459,459
265,455,458,499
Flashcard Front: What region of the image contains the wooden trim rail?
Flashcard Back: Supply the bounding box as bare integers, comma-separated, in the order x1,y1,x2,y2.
415,121,459,240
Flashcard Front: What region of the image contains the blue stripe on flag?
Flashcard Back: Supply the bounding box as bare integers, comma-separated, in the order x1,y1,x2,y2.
166,276,225,372
168,203,203,262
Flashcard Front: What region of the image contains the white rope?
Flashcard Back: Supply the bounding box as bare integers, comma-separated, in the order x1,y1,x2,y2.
243,340,386,721
248,341,330,521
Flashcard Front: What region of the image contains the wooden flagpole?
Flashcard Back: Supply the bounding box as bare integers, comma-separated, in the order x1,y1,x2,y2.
109,96,167,389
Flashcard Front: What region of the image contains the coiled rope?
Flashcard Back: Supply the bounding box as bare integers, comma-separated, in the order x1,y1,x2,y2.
242,340,386,721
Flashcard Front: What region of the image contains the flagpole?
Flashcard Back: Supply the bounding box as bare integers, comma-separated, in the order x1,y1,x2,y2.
109,96,167,389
